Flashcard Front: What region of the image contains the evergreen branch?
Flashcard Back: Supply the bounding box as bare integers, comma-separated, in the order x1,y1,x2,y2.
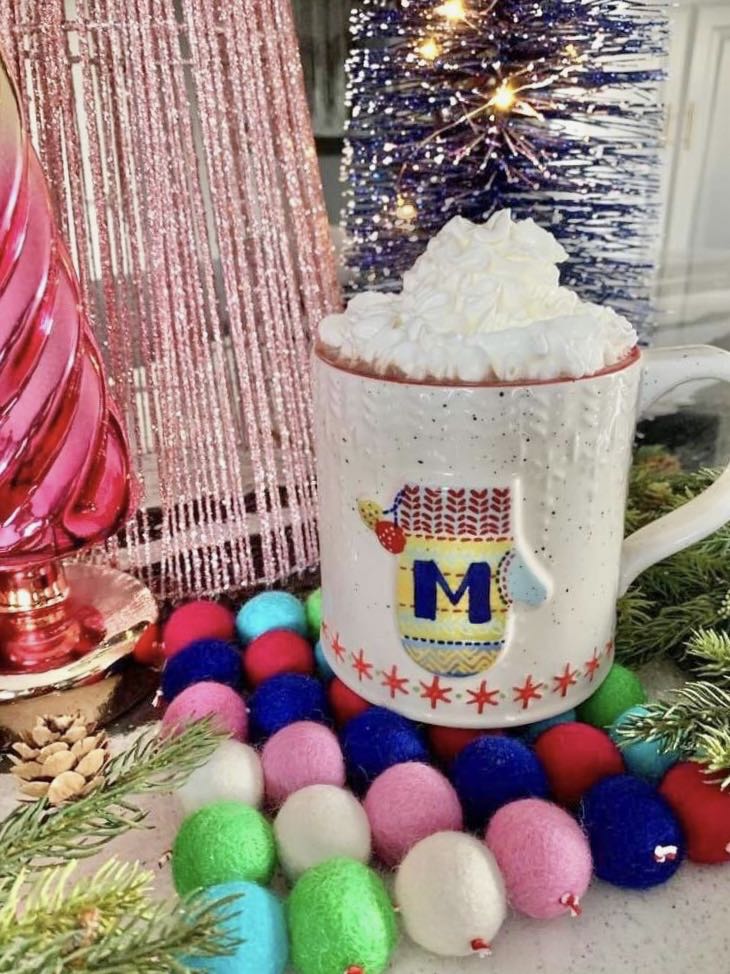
0,720,225,878
684,629,730,686
695,725,730,790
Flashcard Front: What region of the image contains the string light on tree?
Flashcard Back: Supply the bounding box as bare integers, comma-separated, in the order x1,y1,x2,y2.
435,0,467,21
416,37,441,61
490,81,516,112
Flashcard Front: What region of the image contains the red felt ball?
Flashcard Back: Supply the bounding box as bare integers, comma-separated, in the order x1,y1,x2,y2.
243,629,314,687
534,722,624,808
328,677,372,726
659,762,730,864
163,601,235,658
427,726,502,765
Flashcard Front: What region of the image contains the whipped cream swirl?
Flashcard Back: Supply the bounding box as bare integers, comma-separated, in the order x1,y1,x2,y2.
319,210,637,382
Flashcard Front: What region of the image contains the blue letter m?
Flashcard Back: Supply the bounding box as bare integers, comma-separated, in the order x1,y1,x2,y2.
413,560,491,624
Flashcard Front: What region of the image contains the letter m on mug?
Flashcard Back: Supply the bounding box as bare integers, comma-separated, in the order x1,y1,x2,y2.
358,484,548,678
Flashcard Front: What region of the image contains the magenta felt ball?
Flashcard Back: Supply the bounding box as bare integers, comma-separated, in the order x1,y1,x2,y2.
162,681,248,741
243,630,314,688
485,798,593,919
261,721,345,806
163,601,235,658
364,762,463,866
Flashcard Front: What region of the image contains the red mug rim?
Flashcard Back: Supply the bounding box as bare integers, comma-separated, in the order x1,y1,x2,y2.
314,343,641,388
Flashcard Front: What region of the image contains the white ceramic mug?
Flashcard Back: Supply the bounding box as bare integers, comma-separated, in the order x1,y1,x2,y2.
313,345,730,727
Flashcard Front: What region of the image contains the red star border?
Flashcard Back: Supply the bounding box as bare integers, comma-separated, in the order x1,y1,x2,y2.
321,620,330,640
552,663,578,698
584,649,602,682
420,675,453,710
604,639,614,659
513,674,544,710
467,680,500,714
351,648,374,681
381,665,409,699
331,633,346,662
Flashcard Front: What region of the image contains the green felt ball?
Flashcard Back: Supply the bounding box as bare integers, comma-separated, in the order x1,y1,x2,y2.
172,800,276,894
305,589,322,641
288,858,398,974
577,664,647,729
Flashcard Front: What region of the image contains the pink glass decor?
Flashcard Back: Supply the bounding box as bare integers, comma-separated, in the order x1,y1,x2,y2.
1,0,340,600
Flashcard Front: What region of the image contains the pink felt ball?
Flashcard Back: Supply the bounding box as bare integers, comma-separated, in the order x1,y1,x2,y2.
163,601,235,658
485,798,593,919
243,629,314,687
261,720,345,806
161,681,248,741
364,762,463,866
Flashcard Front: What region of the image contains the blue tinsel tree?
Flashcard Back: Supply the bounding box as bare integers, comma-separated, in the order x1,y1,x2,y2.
341,0,668,331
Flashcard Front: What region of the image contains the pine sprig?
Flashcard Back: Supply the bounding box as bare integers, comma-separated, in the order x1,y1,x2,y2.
684,629,730,686
0,720,225,877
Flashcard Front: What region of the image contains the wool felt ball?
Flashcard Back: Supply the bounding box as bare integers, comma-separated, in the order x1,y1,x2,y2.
161,639,242,702
579,774,684,889
161,681,248,741
314,640,334,682
577,663,646,728
327,677,371,726
248,673,329,742
243,629,314,687
610,706,680,784
364,762,463,866
305,588,322,640
450,736,548,829
236,591,307,644
274,784,371,878
262,721,345,806
534,722,624,808
172,800,277,894
185,881,287,974
163,600,235,659
427,726,485,765
394,831,506,957
341,706,429,793
659,762,730,863
519,708,577,744
288,857,398,974
485,798,592,919
177,740,263,815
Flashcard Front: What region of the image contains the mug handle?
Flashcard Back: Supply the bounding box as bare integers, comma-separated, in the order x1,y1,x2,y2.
619,344,730,595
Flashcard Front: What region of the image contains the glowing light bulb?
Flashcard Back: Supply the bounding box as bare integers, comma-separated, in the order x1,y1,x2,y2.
491,82,516,111
396,197,418,221
416,37,440,61
435,0,466,21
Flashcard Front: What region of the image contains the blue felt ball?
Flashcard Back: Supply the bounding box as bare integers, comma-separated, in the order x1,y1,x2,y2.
580,774,684,889
248,673,329,741
519,708,577,743
236,591,307,644
610,706,680,784
450,735,548,829
162,639,242,702
185,881,288,974
313,640,334,682
341,706,429,793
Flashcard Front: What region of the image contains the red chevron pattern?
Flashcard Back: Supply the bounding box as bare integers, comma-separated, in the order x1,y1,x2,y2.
397,484,511,539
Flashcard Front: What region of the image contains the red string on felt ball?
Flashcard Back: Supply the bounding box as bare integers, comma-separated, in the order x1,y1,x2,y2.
427,726,494,765
161,681,248,741
363,762,463,866
261,721,345,807
485,798,592,919
659,762,730,864
328,677,372,727
243,629,314,688
534,722,624,808
163,600,235,658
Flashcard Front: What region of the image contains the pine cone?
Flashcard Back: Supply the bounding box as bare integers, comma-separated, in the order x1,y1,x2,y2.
9,713,110,805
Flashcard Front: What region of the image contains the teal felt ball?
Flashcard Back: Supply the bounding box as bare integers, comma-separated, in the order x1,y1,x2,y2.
172,801,277,894
519,708,577,743
305,589,323,640
185,881,288,974
288,858,398,974
236,591,307,644
610,705,680,783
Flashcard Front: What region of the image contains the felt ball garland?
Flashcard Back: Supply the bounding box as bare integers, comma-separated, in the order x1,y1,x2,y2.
164,587,729,970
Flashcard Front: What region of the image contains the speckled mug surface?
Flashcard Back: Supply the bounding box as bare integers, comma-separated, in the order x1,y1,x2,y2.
313,344,730,727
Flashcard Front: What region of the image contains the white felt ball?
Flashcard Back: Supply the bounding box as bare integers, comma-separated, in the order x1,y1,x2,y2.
394,831,506,957
273,784,371,878
177,739,264,815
